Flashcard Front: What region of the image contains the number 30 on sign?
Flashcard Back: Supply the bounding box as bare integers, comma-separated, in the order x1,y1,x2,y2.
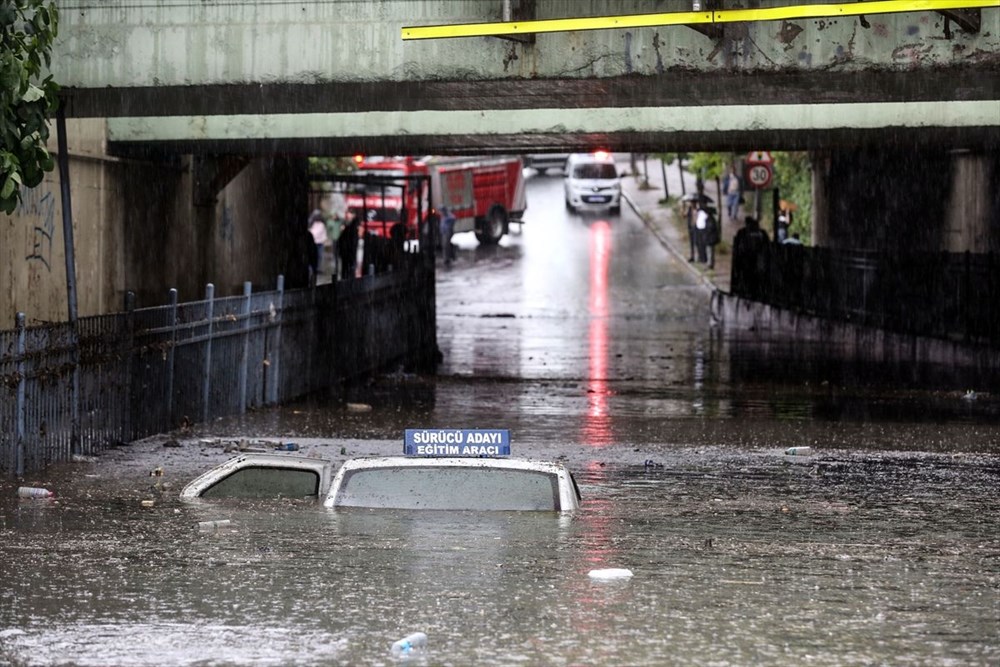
746,163,772,189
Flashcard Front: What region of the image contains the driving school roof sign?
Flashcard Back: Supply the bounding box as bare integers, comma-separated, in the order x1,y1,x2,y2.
405,429,511,457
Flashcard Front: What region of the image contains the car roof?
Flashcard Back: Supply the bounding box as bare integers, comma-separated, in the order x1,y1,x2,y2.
336,456,570,473
567,152,615,164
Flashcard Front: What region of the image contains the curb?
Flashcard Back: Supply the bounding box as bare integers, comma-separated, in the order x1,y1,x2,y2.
622,191,717,293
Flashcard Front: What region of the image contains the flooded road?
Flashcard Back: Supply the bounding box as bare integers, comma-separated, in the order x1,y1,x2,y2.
1,170,998,666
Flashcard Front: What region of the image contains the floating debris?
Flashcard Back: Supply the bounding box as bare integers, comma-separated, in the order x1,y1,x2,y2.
588,568,634,581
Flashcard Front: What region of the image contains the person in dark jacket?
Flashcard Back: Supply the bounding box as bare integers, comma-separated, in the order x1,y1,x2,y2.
439,206,457,265
732,216,771,299
338,210,360,280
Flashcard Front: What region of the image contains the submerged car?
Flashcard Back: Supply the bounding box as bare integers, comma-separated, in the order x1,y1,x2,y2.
180,430,581,512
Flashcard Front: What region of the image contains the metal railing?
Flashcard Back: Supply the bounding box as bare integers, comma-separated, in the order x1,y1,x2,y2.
1,262,435,476
730,244,1000,345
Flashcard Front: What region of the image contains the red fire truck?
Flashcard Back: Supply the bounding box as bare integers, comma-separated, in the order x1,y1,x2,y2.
346,155,527,245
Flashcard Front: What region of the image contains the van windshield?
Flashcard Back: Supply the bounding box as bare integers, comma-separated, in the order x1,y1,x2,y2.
572,163,617,180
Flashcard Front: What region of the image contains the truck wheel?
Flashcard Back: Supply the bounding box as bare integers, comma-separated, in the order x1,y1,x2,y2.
476,205,507,245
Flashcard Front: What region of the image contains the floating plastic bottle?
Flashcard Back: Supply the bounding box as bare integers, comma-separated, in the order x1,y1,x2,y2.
17,486,54,499
275,442,299,452
390,632,427,658
785,446,813,457
198,519,231,531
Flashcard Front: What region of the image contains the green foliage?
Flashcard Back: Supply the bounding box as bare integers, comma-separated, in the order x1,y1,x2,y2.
1,0,59,214
308,156,358,177
687,152,728,181
772,151,812,240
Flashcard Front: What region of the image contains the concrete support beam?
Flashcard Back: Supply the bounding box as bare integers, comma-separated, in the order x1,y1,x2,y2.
102,100,1000,157
938,9,981,33
192,155,251,207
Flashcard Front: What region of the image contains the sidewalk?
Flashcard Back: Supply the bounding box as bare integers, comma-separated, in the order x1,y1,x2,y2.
619,156,738,294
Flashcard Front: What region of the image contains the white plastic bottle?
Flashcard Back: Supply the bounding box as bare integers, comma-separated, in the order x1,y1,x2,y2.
390,632,427,658
17,486,54,499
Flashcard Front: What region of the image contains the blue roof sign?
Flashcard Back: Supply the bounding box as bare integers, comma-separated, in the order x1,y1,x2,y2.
404,429,511,457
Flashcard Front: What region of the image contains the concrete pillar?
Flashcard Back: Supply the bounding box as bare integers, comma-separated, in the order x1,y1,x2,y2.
813,147,954,253
214,156,309,292
810,151,831,247
943,151,998,253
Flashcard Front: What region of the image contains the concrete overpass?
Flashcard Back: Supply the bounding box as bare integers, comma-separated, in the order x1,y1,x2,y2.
54,0,1000,155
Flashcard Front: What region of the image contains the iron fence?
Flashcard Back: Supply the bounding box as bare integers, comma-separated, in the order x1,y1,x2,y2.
731,244,999,345
1,262,435,476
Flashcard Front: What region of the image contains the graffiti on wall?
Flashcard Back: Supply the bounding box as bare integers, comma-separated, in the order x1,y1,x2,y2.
20,186,57,271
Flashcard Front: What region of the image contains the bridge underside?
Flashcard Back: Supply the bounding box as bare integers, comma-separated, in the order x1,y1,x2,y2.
86,67,998,157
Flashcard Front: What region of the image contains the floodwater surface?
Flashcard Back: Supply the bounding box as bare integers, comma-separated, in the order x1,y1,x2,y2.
1,171,997,666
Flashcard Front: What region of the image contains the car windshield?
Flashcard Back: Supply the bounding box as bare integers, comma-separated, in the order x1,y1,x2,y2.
572,163,617,179
334,466,561,510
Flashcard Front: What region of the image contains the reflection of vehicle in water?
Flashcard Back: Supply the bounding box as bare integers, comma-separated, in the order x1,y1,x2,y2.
564,152,622,214
347,155,527,245
179,430,580,511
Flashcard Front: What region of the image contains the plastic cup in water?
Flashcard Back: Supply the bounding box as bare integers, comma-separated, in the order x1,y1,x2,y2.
391,632,427,658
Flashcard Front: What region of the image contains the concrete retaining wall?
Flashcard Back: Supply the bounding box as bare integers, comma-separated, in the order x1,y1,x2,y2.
712,290,1000,390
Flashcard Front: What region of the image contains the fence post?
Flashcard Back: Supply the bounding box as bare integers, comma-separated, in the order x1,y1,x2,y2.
268,275,284,405
14,313,26,477
166,288,178,429
70,326,81,457
964,250,971,342
123,291,135,443
202,283,215,423
239,281,251,414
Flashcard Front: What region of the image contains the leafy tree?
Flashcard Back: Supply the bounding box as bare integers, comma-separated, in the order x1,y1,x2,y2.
687,152,728,182
308,156,358,176
1,0,59,214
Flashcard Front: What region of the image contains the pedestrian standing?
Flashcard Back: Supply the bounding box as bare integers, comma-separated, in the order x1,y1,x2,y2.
326,210,344,278
338,210,360,280
723,165,742,222
694,202,710,264
704,206,720,269
732,216,771,299
776,207,791,243
308,210,328,274
439,206,457,265
685,199,697,262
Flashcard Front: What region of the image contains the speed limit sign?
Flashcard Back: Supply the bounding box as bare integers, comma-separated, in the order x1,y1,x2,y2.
745,163,772,189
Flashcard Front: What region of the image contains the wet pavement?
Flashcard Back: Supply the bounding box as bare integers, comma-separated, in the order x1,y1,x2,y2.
1,167,998,666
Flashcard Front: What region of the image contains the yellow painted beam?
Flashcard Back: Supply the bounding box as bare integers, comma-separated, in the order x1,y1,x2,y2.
401,0,997,40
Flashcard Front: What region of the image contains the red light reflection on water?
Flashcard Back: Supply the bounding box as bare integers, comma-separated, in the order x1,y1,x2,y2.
583,221,613,446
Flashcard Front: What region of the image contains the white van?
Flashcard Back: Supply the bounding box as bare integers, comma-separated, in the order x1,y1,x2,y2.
564,152,622,214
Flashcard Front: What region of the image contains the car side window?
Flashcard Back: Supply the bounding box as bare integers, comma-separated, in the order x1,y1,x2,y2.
200,467,320,499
